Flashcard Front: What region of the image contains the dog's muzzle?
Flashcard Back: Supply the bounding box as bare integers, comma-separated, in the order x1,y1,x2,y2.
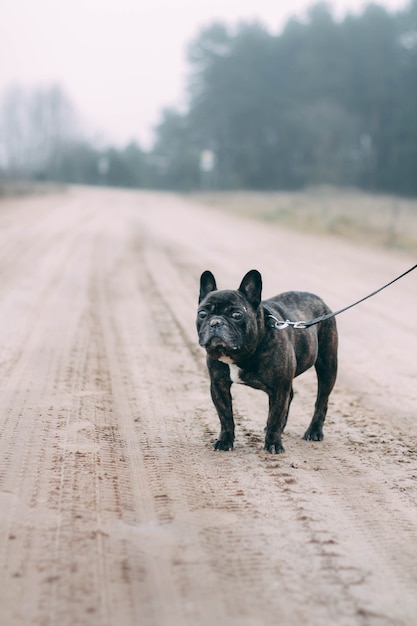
198,316,241,357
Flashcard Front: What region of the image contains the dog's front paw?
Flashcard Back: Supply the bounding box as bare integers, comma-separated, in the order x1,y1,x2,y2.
264,439,285,454
214,437,234,451
303,426,323,441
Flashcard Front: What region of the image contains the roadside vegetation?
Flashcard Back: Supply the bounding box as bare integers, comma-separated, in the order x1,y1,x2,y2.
188,188,417,254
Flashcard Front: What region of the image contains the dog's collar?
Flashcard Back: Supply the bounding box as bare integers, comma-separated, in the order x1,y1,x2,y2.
262,304,288,329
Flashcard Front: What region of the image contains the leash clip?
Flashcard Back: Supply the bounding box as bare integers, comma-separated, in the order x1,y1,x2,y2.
268,315,289,330
268,314,308,330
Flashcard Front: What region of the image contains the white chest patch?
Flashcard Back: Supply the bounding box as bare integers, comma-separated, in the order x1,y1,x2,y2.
219,357,244,384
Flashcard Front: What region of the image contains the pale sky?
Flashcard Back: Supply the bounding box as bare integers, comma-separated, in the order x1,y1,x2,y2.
0,0,409,148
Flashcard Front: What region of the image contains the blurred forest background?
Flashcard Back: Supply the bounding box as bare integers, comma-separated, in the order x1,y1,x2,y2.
1,1,416,196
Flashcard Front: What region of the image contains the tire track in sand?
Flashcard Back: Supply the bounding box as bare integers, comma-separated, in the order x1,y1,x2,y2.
133,227,417,626
125,234,399,626
1,188,416,626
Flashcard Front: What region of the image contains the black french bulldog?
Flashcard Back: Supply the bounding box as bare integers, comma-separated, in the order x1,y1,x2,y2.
197,270,338,454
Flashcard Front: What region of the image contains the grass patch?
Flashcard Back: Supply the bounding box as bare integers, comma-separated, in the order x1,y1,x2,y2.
0,180,66,198
186,186,417,254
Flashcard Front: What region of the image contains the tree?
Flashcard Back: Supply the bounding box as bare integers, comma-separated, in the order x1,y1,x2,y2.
174,1,417,194
150,108,200,190
0,84,79,178
188,22,280,188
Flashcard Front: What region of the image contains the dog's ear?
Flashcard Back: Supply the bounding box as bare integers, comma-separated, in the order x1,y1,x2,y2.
238,270,262,309
199,270,217,303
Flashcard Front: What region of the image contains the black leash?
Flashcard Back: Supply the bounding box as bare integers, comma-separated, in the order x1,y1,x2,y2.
266,263,417,330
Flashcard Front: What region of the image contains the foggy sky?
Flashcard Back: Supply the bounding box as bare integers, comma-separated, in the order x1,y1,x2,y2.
0,0,408,148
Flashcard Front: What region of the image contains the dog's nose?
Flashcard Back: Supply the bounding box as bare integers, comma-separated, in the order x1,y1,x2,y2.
210,317,223,327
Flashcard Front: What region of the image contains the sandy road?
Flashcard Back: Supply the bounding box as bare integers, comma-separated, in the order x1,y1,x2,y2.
0,186,416,626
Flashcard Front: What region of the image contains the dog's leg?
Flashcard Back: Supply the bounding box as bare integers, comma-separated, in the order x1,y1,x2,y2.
209,363,235,450
304,321,338,441
264,385,293,453
282,386,294,432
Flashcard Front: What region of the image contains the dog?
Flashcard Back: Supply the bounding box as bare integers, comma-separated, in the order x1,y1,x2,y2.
196,270,338,453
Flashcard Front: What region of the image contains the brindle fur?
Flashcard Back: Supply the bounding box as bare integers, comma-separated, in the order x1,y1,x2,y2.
196,270,338,453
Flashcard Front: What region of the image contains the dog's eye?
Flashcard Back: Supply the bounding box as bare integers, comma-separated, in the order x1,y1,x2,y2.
231,311,243,320
198,310,208,320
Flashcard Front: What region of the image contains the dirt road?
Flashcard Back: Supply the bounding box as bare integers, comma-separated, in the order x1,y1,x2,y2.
0,187,416,626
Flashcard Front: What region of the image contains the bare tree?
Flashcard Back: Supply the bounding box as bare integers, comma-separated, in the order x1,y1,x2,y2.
0,84,80,177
